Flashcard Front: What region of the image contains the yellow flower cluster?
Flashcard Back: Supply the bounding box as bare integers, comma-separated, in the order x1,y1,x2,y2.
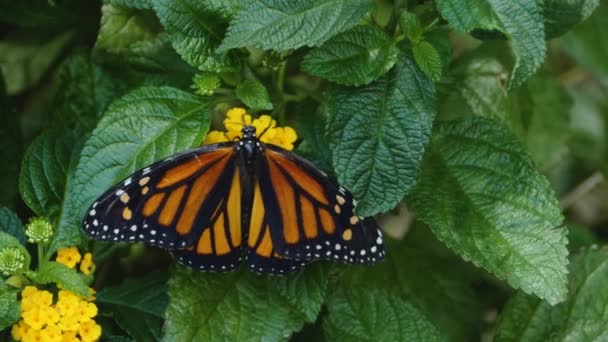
204,107,298,150
11,286,100,342
56,247,95,275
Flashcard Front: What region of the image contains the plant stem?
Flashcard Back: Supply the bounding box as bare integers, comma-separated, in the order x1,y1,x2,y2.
277,62,287,94
38,244,45,268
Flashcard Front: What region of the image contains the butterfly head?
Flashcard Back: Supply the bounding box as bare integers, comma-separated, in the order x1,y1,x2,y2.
241,125,256,141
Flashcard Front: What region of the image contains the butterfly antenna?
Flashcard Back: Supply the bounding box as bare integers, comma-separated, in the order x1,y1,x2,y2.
259,121,274,139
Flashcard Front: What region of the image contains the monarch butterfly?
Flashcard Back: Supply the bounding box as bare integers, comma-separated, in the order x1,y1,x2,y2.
82,115,386,274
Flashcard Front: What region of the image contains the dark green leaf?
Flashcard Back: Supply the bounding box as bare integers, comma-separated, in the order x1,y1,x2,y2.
51,53,119,133
96,5,162,55
323,287,443,341
97,271,168,317
295,104,333,175
412,41,442,81
302,25,398,86
235,79,273,110
153,0,237,72
30,261,89,297
165,265,328,341
106,0,152,10
97,271,168,341
327,54,435,215
0,286,20,330
19,129,79,219
495,247,608,341
271,263,329,322
543,0,599,39
218,0,373,52
0,207,25,245
341,225,480,341
424,29,453,72
411,117,568,304
95,4,194,73
435,0,499,32
53,87,212,255
0,30,74,94
436,0,546,88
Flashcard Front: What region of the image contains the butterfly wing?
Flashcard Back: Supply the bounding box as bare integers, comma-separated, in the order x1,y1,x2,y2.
82,143,244,267
244,181,310,274
252,144,386,268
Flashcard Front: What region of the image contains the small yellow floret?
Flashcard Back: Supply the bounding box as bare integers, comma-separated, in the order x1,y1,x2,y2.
22,309,46,330
11,320,29,340
78,320,102,342
79,253,95,275
56,247,82,269
39,324,62,342
203,130,230,144
61,331,79,342
21,328,41,342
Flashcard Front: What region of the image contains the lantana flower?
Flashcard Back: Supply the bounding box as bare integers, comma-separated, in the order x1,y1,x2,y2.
12,286,101,342
204,107,298,150
55,247,82,269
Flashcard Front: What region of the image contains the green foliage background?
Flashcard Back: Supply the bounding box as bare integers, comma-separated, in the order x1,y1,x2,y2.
1,0,608,340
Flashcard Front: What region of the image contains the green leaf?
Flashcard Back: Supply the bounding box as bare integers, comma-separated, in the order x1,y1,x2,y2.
0,30,74,94
439,50,512,122
301,25,399,86
323,287,443,341
327,54,435,216
295,104,333,174
543,0,599,39
0,207,25,245
153,0,237,72
436,0,546,88
412,41,442,82
341,225,480,341
398,11,422,42
53,86,212,255
410,117,568,304
106,0,152,10
30,261,89,297
218,0,374,52
425,29,453,72
559,2,608,78
95,5,194,73
435,0,499,32
19,129,79,219
0,232,30,272
165,265,328,341
235,79,273,110
271,263,329,322
51,53,119,133
97,271,168,341
96,5,162,54
495,247,608,341
442,51,571,169
0,286,20,330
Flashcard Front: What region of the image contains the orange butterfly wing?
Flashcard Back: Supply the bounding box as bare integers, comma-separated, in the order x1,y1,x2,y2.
83,144,244,270
250,145,386,272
